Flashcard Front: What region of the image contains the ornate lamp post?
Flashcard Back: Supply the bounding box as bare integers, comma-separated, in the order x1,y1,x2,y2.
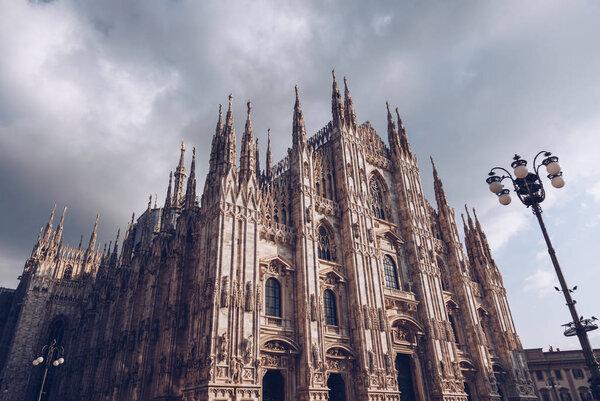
32,338,65,401
485,151,600,400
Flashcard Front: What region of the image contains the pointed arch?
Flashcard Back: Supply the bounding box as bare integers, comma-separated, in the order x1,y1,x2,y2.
369,172,389,220
317,220,336,261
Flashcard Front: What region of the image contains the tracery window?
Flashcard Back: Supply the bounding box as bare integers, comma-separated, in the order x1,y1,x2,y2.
383,255,400,290
323,290,338,326
370,176,386,220
63,265,73,280
265,278,282,317
318,226,334,261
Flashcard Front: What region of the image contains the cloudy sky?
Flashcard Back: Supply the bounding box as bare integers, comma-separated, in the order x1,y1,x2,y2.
1,0,599,351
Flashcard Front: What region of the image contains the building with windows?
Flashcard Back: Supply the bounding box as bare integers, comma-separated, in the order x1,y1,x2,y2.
0,73,537,401
525,347,599,401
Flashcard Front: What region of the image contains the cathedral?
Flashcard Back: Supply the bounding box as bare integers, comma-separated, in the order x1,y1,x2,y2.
0,72,537,401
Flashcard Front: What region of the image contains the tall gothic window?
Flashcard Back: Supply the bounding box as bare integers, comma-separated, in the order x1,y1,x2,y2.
370,176,386,220
318,226,333,261
265,278,282,317
48,317,66,346
323,290,338,326
63,266,73,280
383,255,400,290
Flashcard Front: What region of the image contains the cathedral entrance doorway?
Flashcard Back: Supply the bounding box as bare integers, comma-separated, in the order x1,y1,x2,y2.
262,370,285,401
395,353,416,401
327,373,347,401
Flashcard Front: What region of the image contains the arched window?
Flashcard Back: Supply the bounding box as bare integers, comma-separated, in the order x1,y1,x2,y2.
318,226,334,261
323,290,338,326
48,317,66,346
63,266,73,280
265,278,281,317
369,176,386,220
383,255,400,290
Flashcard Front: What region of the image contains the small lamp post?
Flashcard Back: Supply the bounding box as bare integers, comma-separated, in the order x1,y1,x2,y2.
486,151,600,400
32,338,65,401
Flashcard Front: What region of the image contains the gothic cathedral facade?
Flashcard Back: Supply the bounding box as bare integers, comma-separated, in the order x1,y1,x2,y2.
0,72,537,401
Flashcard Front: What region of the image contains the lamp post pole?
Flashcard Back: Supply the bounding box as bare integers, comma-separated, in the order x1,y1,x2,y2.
486,151,600,400
547,375,559,401
32,338,65,401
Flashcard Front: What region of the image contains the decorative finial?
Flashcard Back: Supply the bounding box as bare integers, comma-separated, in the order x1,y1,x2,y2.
228,94,233,109
181,140,185,151
247,101,251,114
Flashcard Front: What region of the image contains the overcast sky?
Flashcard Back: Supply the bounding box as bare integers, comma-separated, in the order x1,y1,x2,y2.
1,0,599,351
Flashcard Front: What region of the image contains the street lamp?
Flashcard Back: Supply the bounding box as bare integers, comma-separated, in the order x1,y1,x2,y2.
486,151,600,400
546,375,560,401
32,338,65,401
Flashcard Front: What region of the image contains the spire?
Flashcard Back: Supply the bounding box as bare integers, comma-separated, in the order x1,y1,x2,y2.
221,94,237,170
110,229,120,268
255,138,261,179
164,171,173,209
87,214,99,252
331,70,345,127
184,148,197,209
173,141,187,206
386,102,401,159
42,204,56,243
240,101,256,183
266,128,273,179
343,76,357,130
293,86,307,149
464,205,474,229
31,227,44,257
52,206,67,246
473,208,494,262
78,234,83,249
208,104,223,176
430,157,449,208
396,108,412,155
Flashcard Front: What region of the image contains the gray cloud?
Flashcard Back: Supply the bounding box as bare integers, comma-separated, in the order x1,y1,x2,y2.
1,0,599,349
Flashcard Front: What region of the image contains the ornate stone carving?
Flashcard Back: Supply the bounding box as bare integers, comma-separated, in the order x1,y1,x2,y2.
242,335,253,364
218,333,228,362
220,276,229,308
244,281,254,312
